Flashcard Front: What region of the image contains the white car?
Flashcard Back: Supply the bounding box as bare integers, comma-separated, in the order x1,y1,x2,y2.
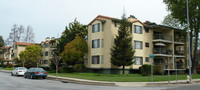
11,67,27,76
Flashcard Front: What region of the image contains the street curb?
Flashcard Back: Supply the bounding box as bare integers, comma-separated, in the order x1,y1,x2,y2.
1,70,200,87
47,75,116,86
0,70,115,86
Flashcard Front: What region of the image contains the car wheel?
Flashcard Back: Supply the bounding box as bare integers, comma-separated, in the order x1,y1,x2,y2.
16,72,18,76
42,77,46,79
24,75,27,78
11,73,14,76
30,75,34,79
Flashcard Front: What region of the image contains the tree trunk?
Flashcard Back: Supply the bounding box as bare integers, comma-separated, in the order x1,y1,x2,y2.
122,65,125,74
192,29,199,74
56,65,58,80
23,62,24,67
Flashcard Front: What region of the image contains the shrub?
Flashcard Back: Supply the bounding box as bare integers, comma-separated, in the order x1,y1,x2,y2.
5,63,13,68
73,64,85,72
139,64,151,76
153,65,165,75
196,65,200,74
60,66,73,73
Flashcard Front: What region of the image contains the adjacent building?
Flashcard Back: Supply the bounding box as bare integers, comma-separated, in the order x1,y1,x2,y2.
0,46,13,64
86,15,187,74
12,42,35,59
40,37,58,68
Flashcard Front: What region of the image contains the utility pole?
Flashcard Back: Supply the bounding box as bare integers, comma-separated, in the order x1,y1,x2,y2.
186,0,192,82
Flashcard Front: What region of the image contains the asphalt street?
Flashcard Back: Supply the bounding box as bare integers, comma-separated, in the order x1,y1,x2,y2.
0,72,199,90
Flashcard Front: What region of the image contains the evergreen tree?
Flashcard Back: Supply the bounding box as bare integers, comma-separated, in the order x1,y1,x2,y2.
163,0,200,74
110,13,135,74
57,19,87,53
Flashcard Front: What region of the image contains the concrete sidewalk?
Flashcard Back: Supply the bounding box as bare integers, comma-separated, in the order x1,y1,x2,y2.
1,69,200,87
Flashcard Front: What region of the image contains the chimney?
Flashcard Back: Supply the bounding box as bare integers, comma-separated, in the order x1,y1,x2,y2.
128,15,137,22
45,37,50,41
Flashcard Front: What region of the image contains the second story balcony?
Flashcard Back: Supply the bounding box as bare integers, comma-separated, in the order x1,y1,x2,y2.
153,34,172,43
153,48,172,57
174,38,185,44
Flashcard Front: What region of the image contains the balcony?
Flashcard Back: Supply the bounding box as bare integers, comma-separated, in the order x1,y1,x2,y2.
174,50,185,57
153,34,172,43
153,48,172,57
174,38,185,44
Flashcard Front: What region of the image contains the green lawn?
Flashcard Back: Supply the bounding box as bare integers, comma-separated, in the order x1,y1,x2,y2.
48,72,200,82
0,67,14,70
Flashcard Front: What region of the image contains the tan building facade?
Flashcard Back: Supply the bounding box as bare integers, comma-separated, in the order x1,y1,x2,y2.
0,46,13,64
12,42,35,59
86,15,187,74
40,37,58,68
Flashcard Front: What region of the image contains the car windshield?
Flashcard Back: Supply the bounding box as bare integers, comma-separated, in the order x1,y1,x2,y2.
18,67,27,70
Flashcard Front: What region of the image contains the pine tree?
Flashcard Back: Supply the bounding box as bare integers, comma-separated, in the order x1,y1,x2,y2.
110,13,135,74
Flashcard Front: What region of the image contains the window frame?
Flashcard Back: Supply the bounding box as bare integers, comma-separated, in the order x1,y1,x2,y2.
134,57,143,65
134,25,143,34
92,55,100,64
134,40,143,49
92,39,100,48
145,28,149,33
45,51,48,56
145,57,150,62
145,42,149,47
92,23,100,33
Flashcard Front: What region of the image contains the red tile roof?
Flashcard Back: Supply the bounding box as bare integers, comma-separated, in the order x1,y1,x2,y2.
88,15,144,25
88,15,119,25
131,20,144,25
14,42,35,46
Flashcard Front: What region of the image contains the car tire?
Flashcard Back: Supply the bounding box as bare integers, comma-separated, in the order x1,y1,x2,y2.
30,75,34,79
11,73,14,76
24,75,27,78
43,77,46,79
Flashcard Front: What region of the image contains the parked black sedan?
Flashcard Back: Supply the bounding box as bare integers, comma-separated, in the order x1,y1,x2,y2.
24,68,47,79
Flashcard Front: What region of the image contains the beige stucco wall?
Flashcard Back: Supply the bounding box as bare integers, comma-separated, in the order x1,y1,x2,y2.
87,17,188,70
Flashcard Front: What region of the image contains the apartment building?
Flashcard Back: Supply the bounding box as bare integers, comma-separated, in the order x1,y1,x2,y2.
86,15,187,74
12,42,35,59
0,46,13,64
40,37,58,68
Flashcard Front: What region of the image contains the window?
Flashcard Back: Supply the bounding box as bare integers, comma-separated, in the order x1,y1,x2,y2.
134,57,143,65
15,45,17,49
101,39,104,48
114,21,117,27
102,23,104,31
45,43,49,48
179,47,183,51
101,55,103,64
145,57,150,62
84,58,88,65
134,25,142,34
43,60,48,64
145,42,149,47
134,41,143,49
92,56,100,64
145,28,149,33
45,51,48,56
92,23,100,33
92,39,100,48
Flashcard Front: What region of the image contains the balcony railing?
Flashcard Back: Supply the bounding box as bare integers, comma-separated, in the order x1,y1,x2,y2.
174,38,185,43
153,48,172,55
153,34,172,41
175,50,185,55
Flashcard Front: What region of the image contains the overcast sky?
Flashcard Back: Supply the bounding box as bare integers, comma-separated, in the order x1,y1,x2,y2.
0,0,169,43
